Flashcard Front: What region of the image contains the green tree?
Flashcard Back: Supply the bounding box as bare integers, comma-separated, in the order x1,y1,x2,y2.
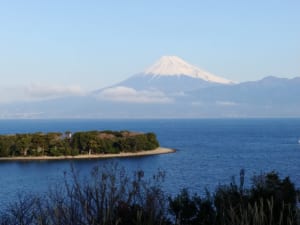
14,134,32,156
0,136,15,157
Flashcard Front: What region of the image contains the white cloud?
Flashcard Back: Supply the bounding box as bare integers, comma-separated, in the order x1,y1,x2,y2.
0,87,24,103
26,83,85,98
216,101,238,106
191,101,203,106
97,86,172,103
0,83,86,103
171,91,186,97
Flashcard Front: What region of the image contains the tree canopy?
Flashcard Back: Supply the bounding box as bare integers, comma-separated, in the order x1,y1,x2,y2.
0,130,159,157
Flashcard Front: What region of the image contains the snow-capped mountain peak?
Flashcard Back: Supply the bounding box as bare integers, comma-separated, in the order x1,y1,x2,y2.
144,56,234,84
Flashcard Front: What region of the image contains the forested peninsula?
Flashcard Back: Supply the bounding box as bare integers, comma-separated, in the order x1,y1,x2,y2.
0,130,162,158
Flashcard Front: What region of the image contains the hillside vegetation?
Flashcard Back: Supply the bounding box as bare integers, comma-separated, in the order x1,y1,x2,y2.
0,165,299,225
0,130,159,157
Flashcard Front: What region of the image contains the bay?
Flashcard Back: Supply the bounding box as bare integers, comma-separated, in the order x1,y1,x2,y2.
0,119,300,207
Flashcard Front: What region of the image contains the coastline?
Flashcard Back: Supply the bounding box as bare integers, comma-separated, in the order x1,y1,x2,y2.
0,147,175,161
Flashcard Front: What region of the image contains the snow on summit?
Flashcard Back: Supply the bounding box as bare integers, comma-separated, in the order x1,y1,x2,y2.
144,56,234,84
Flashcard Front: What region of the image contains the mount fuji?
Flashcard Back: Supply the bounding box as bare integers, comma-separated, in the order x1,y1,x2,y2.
100,56,235,94
1,56,300,118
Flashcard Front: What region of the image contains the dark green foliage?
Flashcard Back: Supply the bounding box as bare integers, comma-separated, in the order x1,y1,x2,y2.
0,130,160,157
0,164,169,225
213,172,298,225
169,189,202,225
168,170,298,225
214,176,247,224
169,189,216,225
0,135,15,157
145,132,160,150
248,171,298,225
0,168,299,225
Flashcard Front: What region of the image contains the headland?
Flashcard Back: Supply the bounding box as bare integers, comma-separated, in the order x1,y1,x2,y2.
0,147,175,161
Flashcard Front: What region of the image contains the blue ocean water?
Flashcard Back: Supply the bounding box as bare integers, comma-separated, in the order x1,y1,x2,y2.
0,119,299,207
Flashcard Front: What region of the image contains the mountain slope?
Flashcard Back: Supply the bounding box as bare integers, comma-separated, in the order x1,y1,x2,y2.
110,56,235,93
1,54,299,118
143,56,234,84
1,76,300,118
188,76,300,105
117,74,218,92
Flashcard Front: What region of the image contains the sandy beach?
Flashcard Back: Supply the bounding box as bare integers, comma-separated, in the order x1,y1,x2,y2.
0,147,175,161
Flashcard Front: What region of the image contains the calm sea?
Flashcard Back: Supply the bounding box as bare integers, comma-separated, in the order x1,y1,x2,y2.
0,119,300,207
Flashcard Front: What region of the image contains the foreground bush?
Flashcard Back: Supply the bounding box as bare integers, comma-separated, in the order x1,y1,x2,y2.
169,170,299,225
0,166,299,225
0,164,168,225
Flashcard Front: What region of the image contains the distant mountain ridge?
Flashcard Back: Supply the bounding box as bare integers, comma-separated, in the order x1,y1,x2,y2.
188,76,300,105
0,56,299,118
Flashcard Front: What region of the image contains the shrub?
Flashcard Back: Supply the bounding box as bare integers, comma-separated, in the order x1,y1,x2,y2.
0,168,298,225
0,164,169,225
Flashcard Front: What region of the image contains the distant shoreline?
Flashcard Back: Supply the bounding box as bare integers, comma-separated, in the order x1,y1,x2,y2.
0,147,175,161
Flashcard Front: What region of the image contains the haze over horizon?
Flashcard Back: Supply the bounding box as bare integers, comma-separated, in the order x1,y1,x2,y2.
1,1,299,103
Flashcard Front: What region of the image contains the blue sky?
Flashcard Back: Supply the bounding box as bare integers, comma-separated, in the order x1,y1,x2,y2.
0,0,299,102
